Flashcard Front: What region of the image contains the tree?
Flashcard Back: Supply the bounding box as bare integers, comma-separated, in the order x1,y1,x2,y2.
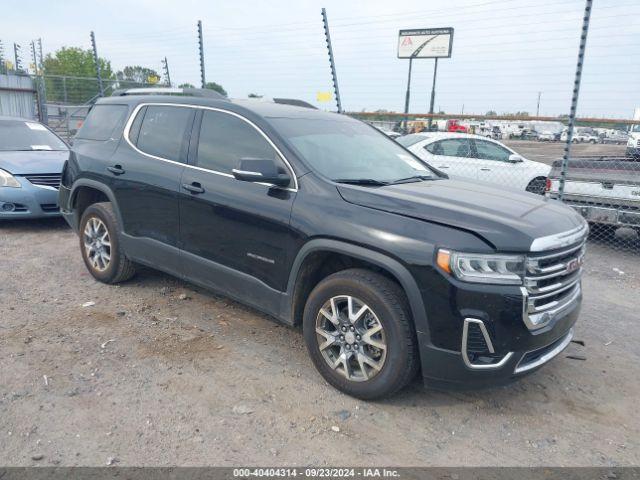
204,81,227,96
42,47,113,103
116,65,160,86
178,83,195,88
486,110,497,116
248,93,263,98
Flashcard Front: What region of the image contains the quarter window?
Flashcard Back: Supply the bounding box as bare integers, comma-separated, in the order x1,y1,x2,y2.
136,105,193,163
196,110,281,174
76,104,128,141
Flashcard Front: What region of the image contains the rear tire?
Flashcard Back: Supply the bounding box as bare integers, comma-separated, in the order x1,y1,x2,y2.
526,177,547,195
79,202,136,284
303,269,419,400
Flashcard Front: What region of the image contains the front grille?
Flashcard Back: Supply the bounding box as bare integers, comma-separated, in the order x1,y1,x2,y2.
24,173,61,189
523,239,586,329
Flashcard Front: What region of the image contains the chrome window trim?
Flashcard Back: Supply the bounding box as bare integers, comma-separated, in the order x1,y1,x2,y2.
122,102,299,192
514,328,573,374
529,222,588,252
461,318,514,370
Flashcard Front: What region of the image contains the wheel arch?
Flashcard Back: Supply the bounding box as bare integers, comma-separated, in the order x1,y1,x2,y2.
69,180,123,231
285,239,430,342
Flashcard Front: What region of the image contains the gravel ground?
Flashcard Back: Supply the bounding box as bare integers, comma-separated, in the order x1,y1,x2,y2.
502,140,626,165
1,218,638,467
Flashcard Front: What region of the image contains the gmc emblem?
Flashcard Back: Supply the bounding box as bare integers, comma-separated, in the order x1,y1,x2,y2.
566,258,581,274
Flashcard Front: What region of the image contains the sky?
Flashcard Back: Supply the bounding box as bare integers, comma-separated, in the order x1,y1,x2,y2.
2,0,639,118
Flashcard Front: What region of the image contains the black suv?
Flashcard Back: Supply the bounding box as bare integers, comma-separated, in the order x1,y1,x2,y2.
59,90,587,399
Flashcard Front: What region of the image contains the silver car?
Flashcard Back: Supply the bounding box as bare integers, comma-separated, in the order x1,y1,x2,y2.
0,116,69,219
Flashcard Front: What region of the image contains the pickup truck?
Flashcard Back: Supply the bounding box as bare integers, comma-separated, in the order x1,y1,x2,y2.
547,156,640,231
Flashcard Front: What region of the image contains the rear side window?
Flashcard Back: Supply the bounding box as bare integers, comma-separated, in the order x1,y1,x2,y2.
76,104,128,141
426,138,472,157
136,106,193,162
196,110,280,174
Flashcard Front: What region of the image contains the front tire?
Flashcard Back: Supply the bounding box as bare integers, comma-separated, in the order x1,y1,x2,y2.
303,269,419,400
79,202,136,284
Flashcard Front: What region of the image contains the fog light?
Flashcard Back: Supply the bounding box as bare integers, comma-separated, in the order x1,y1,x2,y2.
1,203,15,212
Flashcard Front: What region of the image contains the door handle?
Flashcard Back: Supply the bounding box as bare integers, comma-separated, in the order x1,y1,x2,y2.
107,165,125,175
438,165,449,169
480,168,492,171
182,182,205,194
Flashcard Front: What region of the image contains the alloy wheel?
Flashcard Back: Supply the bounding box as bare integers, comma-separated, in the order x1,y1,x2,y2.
315,295,387,382
83,217,111,272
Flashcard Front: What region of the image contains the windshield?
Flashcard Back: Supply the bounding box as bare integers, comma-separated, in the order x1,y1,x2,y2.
631,124,640,133
0,120,68,151
270,117,434,183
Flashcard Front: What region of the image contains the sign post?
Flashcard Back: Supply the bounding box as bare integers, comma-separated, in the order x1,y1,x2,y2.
398,28,453,131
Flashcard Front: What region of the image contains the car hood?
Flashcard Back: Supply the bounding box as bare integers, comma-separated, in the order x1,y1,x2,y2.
0,150,69,175
337,178,585,252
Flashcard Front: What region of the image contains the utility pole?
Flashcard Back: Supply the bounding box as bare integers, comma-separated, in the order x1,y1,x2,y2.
321,8,342,113
536,91,542,116
403,58,413,133
90,31,104,96
559,0,592,200
14,43,23,73
197,20,206,88
162,56,171,87
428,58,439,130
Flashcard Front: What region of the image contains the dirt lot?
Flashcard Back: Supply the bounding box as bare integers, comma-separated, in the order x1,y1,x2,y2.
502,139,626,165
1,152,639,466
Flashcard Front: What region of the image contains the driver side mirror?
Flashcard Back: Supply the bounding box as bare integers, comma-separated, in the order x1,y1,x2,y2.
232,158,291,187
508,154,524,163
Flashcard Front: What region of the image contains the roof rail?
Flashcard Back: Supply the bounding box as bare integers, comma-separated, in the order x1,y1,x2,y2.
272,98,317,109
111,87,227,100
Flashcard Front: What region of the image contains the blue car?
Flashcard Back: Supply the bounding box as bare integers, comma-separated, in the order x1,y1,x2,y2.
0,116,69,219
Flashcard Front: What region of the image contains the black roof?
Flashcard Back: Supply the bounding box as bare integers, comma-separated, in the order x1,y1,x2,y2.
95,95,349,123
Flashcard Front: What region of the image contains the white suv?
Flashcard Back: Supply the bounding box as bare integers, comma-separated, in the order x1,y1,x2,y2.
397,132,550,194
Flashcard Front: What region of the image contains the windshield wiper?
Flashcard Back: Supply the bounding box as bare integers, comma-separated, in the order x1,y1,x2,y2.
387,175,432,185
334,178,389,186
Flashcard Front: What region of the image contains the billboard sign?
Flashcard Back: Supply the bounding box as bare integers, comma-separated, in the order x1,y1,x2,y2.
397,28,454,59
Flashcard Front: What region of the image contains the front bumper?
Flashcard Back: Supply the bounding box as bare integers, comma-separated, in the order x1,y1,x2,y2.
419,296,579,389
0,176,60,219
415,237,585,389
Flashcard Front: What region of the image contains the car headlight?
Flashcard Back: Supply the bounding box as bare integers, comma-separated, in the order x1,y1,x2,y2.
0,169,21,188
628,138,635,147
437,249,525,285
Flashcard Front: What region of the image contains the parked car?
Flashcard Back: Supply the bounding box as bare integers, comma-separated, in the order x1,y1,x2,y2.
60,90,586,399
599,130,628,145
397,132,550,194
537,131,557,142
547,156,640,233
626,125,640,157
446,119,468,133
0,116,69,219
561,127,599,144
475,125,502,140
